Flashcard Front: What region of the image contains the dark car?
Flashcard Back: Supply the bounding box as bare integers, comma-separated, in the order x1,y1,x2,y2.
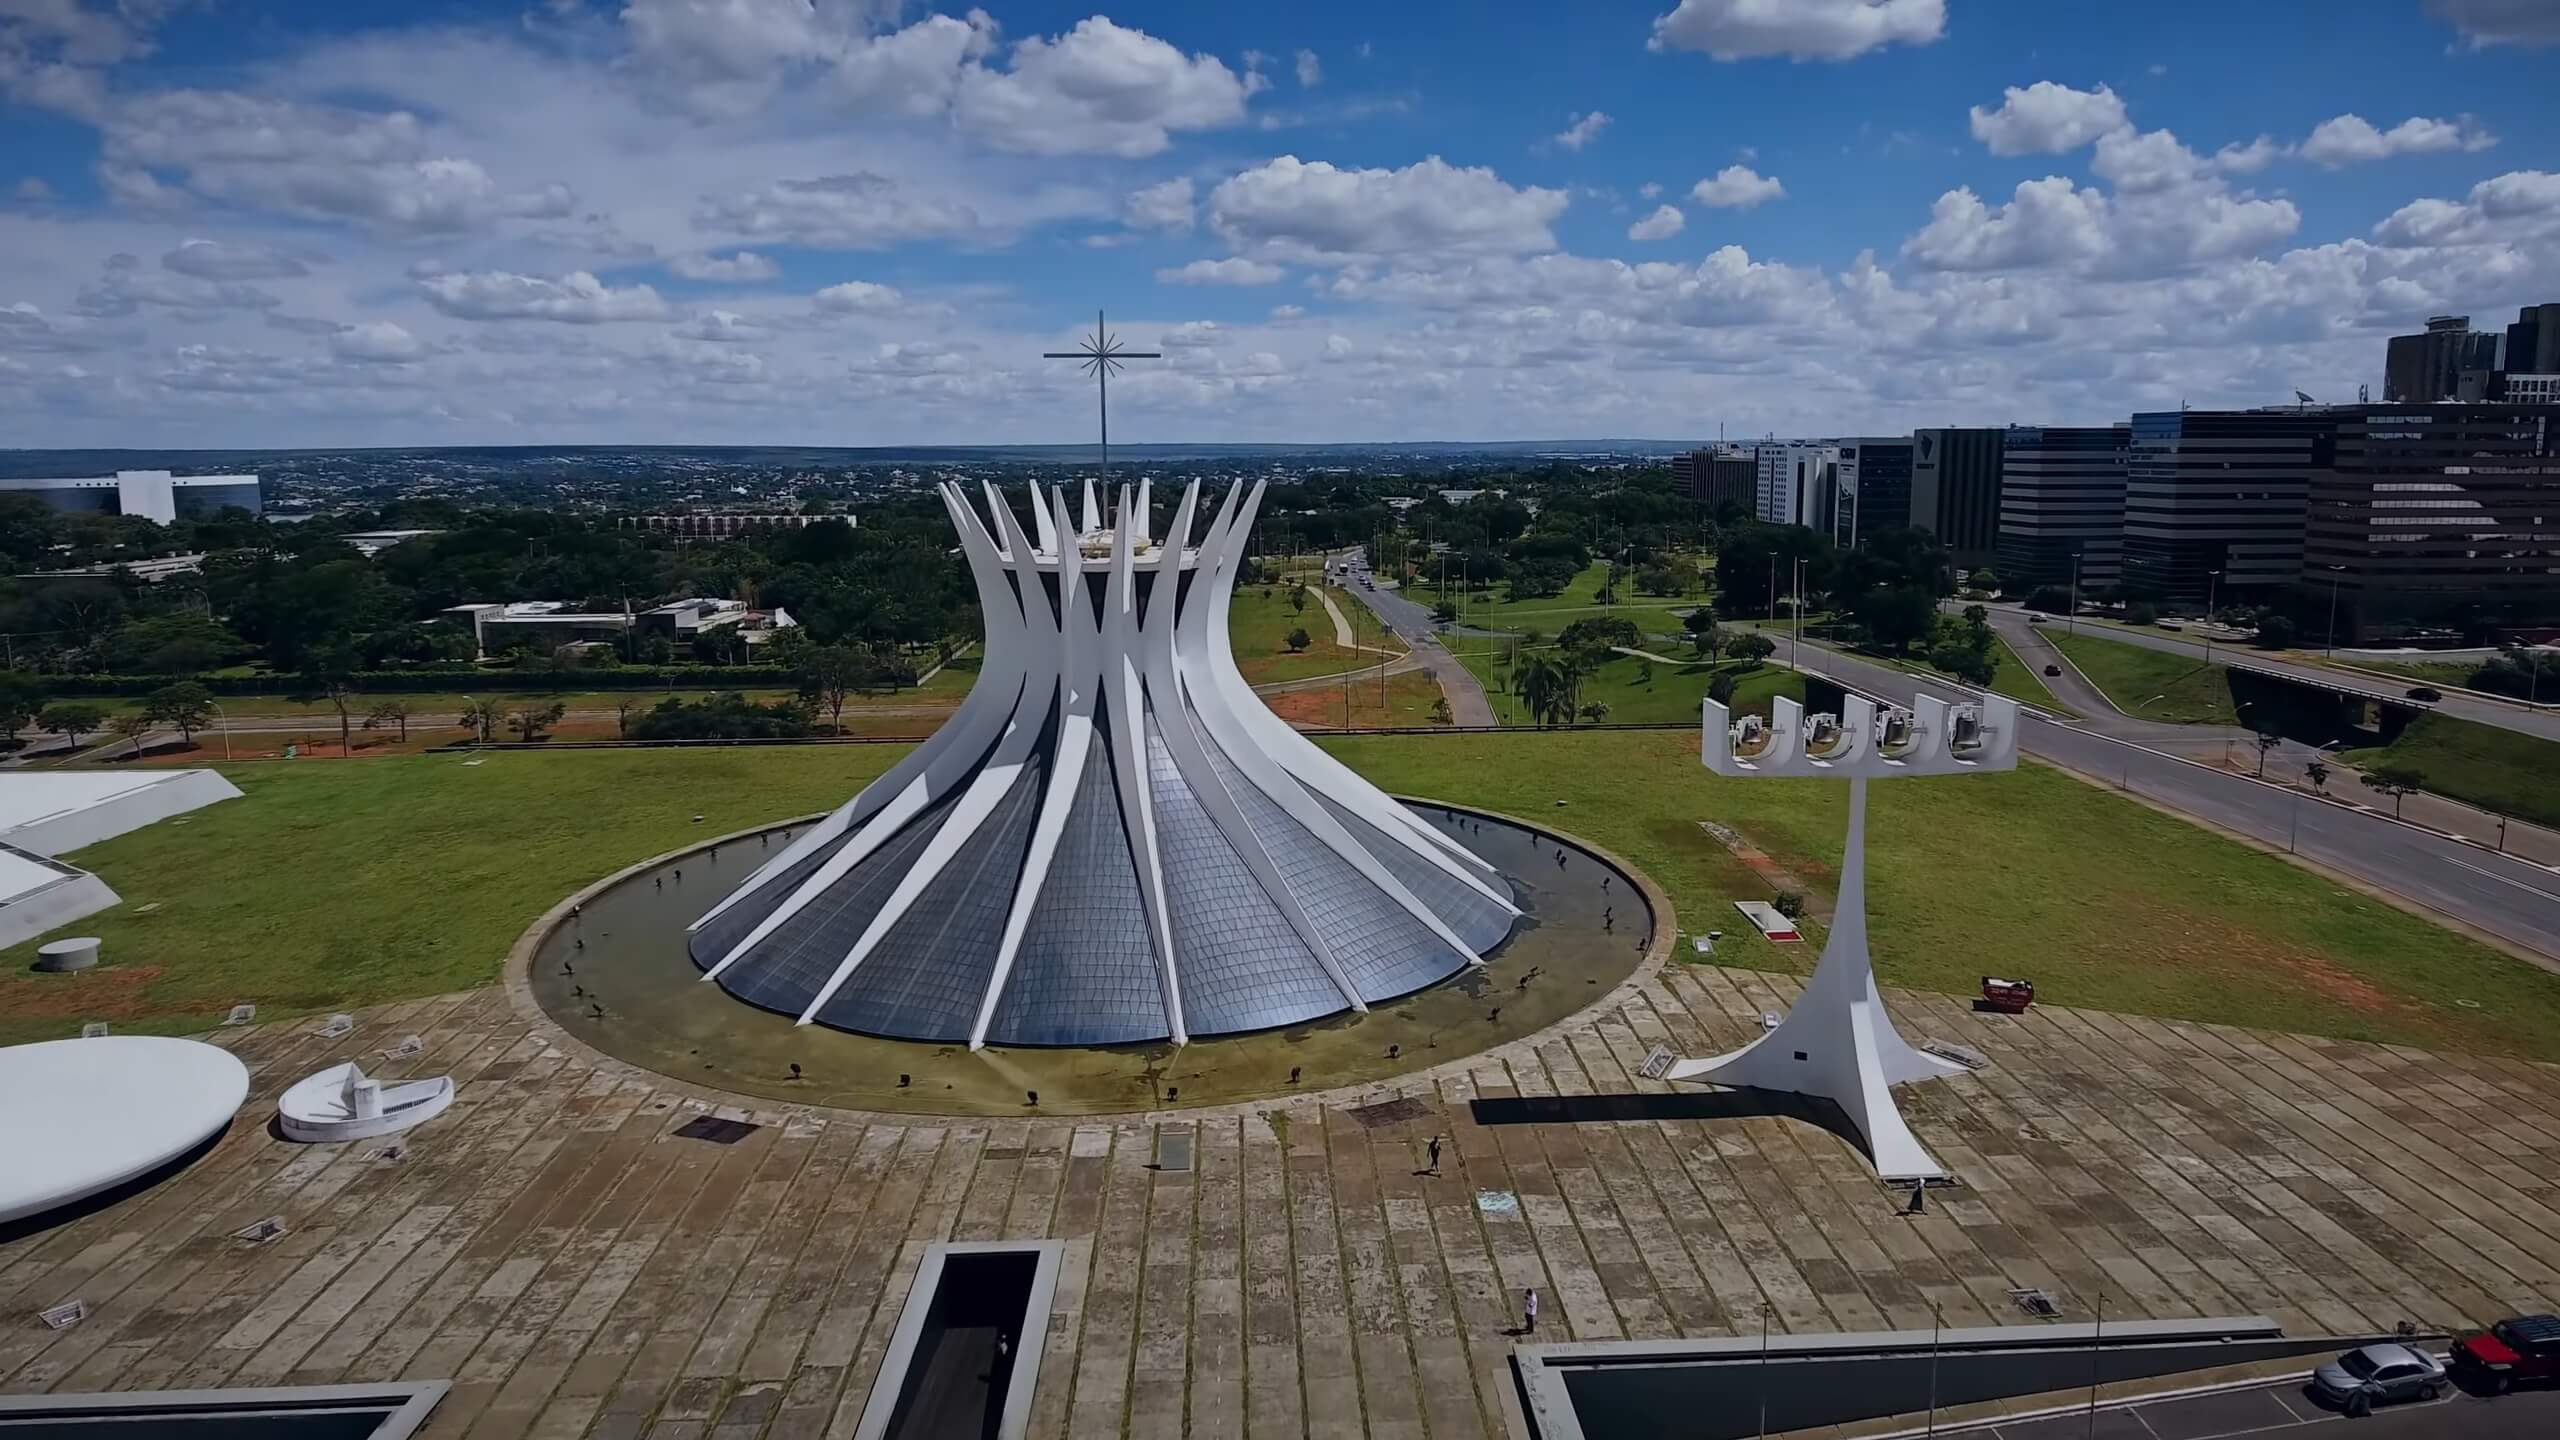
2451,1313,2560,1393
2309,1343,2445,1415
2406,686,2443,702
2043,664,2061,677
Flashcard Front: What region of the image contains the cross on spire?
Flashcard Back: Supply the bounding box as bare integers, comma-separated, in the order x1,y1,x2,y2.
1044,309,1160,496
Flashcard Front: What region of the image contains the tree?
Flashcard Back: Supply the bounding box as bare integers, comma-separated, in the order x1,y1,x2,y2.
1289,586,1309,615
2304,759,2330,792
1852,584,1938,653
0,679,35,749
2361,763,2425,816
1707,670,1738,707
2023,584,2073,615
2252,613,2300,649
366,699,411,742
290,648,360,756
2126,602,2159,627
1514,655,1578,728
508,701,567,742
1634,657,1653,685
1730,632,1776,667
1968,568,2001,595
144,682,215,744
2254,728,2280,777
1577,700,1611,725
1432,597,1459,625
458,698,504,745
40,701,107,749
1429,696,1453,726
613,697,641,737
1772,891,1806,920
109,711,152,759
798,644,864,729
1284,626,1313,653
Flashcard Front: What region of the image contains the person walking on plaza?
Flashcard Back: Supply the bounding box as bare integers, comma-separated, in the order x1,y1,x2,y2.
1425,1134,1443,1174
1522,1286,1539,1335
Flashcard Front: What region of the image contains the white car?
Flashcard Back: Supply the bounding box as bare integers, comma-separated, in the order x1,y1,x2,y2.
2308,1343,2445,1416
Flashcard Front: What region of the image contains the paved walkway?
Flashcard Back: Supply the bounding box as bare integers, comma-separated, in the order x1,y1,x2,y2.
1333,548,1499,727
8,975,2560,1439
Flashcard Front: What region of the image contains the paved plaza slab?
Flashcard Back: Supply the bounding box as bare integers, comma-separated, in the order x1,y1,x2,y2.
5,965,2557,1439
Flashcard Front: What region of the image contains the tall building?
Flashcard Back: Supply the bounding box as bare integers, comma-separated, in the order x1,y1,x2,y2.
2121,409,2341,607
687,479,1519,1048
1753,443,1837,531
2305,403,2560,643
1670,447,1756,511
2384,315,2498,403
0,470,261,524
2508,303,2560,376
1833,437,1913,545
1908,428,2005,566
1995,424,2131,591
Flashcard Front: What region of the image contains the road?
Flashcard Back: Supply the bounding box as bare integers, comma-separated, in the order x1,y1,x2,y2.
1327,548,1499,727
1970,600,2560,742
1793,637,2560,966
1952,1377,2559,1439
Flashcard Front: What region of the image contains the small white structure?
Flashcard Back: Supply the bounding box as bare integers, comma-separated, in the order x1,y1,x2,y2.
277,1062,454,1143
1,770,242,948
0,1036,250,1223
1673,690,2019,1182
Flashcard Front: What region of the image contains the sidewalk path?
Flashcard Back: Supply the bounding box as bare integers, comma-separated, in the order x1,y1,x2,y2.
1332,548,1499,727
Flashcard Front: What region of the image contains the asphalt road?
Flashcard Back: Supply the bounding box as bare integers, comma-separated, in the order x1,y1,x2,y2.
1966,1378,2560,1439
1327,549,1498,726
1796,640,2560,966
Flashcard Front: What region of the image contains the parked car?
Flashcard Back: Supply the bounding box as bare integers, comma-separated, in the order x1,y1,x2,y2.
2043,664,2061,677
2450,1313,2560,1393
2406,686,2443,702
2309,1343,2445,1415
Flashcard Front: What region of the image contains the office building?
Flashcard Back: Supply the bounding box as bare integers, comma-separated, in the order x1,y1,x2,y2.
0,470,261,524
1908,428,2005,566
1833,437,1913,545
2384,315,2498,403
2508,303,2560,376
1670,448,1757,512
443,601,633,658
2120,408,2341,607
2507,374,2560,404
2304,403,2560,643
1754,443,1838,532
1996,425,2131,592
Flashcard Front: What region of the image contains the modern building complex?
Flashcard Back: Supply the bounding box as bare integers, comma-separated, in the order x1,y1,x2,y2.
2506,374,2560,404
2507,303,2560,376
0,470,261,523
2384,315,2499,403
618,513,846,539
2305,403,2560,643
1754,442,1838,531
1831,437,1913,545
1995,424,2130,591
1907,428,2005,567
1670,447,1756,512
445,596,796,657
2120,408,2340,607
687,478,1519,1047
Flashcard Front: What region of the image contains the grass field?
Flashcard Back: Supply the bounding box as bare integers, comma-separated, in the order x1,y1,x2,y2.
2048,629,2243,725
2338,657,2485,689
1226,580,1399,684
2343,711,2560,830
1418,561,1703,638
1452,643,1803,726
11,732,2559,1059
1855,634,2073,716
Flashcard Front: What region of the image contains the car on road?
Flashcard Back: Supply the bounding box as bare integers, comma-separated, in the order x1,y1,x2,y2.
2405,686,2443,702
2309,1343,2445,1415
2044,664,2061,677
2451,1313,2560,1393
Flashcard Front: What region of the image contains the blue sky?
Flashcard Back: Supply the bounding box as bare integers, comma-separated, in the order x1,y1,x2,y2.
1,0,2555,448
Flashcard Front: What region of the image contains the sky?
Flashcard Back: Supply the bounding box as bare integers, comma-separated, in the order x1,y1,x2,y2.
1,0,2556,451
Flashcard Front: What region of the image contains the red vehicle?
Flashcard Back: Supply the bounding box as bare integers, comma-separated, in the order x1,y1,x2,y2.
1979,976,2035,1014
2451,1313,2560,1392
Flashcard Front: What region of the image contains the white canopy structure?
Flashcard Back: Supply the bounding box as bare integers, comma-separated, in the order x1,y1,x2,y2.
0,1036,249,1223
277,1062,455,1143
1673,691,2019,1182
688,479,1519,1048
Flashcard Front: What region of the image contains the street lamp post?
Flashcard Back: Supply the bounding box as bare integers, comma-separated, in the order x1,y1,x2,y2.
2323,564,2346,658
2068,552,2083,636
209,700,233,762
2202,569,2221,665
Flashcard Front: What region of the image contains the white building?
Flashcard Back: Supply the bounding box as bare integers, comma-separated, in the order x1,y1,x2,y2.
1754,443,1839,531
0,470,261,524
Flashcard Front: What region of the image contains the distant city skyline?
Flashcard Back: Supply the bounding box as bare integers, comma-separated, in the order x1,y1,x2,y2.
0,0,2555,449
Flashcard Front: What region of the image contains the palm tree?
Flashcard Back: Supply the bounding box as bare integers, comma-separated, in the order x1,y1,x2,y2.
1514,655,1576,728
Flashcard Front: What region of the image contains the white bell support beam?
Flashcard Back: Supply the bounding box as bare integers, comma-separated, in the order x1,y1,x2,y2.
1671,689,2019,1182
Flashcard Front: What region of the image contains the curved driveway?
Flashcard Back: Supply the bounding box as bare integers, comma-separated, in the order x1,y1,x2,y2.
1329,548,1499,727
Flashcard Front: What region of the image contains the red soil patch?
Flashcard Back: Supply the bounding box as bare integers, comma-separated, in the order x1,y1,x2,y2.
8,964,171,1019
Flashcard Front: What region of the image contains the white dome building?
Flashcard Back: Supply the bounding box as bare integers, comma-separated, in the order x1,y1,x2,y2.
688,478,1520,1048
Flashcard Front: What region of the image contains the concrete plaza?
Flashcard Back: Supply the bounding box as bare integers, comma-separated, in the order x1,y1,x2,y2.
4,963,2557,1439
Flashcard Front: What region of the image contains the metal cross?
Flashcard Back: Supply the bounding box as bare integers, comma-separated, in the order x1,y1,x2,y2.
1043,310,1160,493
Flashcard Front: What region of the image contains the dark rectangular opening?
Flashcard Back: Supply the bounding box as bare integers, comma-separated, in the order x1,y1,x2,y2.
0,1383,444,1438
881,1252,1042,1440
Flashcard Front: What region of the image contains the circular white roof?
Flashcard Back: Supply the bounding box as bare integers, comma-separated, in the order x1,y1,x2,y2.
0,1036,251,1224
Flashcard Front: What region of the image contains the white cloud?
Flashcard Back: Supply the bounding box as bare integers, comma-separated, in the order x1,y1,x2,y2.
1628,205,1686,242
2091,128,2204,194
1161,320,1223,348
1125,177,1196,233
1638,181,1663,200
1208,155,1568,262
1902,179,2113,271
420,269,669,323
1968,82,2127,156
1158,257,1287,286
1904,175,2298,277
675,310,761,342
1648,0,1945,60
813,280,904,312
161,238,310,281
73,252,279,318
12,177,54,202
2300,113,2497,167
1690,164,1783,209
1269,303,1305,320
695,173,985,250
2212,136,2283,174
2427,0,2560,48
953,17,1251,157
669,251,780,282
331,320,425,363
1295,49,1321,86
2373,170,2560,247
1553,111,1611,152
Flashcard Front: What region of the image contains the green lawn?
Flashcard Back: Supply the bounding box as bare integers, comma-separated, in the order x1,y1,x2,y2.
12,731,2560,1059
2343,712,2560,830
1451,643,1802,726
2337,657,2484,690
1416,561,1704,638
2047,629,2242,725
1856,634,2073,716
1227,580,1397,684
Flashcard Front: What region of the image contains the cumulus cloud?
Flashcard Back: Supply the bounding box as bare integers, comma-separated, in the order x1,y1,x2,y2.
1904,176,2298,277
1158,257,1287,286
419,269,669,323
1967,81,2127,156
669,251,780,282
2212,136,2283,174
1269,303,1305,320
1124,177,1196,232
160,238,310,281
1294,48,1321,86
2427,0,2560,48
1628,205,1686,242
1208,155,1568,262
73,252,279,318
330,320,425,363
1649,0,1945,60
2372,169,2560,247
1691,164,1783,209
1161,320,1222,348
953,17,1252,157
695,172,985,250
2299,113,2497,167
813,280,904,312
1553,111,1610,152
675,310,761,342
